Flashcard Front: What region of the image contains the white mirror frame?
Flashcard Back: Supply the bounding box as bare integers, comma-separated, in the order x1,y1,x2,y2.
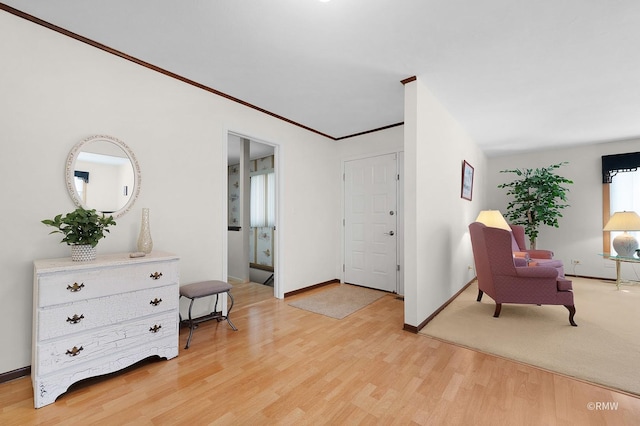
65,134,141,219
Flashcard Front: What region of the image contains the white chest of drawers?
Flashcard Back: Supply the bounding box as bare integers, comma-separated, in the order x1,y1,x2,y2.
32,251,180,408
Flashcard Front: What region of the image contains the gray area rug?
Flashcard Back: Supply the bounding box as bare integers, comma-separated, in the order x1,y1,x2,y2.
288,284,385,319
419,276,640,396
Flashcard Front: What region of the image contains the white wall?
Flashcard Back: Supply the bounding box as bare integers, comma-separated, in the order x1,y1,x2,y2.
337,125,404,159
403,78,487,327
227,230,246,282
487,139,640,281
0,11,340,374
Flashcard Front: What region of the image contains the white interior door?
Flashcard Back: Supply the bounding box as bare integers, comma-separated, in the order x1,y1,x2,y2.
344,153,397,292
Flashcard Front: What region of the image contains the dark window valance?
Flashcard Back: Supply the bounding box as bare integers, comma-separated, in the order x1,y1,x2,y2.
74,170,89,183
602,152,640,183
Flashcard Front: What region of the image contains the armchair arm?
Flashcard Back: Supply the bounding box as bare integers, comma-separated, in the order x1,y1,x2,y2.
515,266,558,279
525,249,554,259
513,252,531,260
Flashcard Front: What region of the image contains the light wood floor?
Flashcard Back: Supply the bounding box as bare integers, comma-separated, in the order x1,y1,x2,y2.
2,282,639,425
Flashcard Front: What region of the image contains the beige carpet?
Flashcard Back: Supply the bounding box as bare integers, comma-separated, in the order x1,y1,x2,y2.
419,277,640,396
288,284,385,319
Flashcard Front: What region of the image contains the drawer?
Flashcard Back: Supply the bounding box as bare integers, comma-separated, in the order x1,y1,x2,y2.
38,260,178,308
37,284,178,341
36,311,177,376
33,334,178,408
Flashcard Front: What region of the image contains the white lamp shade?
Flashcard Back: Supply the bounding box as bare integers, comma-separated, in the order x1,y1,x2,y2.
475,210,511,231
603,211,640,231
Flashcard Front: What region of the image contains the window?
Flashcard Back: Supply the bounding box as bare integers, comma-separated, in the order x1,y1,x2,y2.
608,169,640,253
250,169,275,270
73,171,89,204
250,171,275,228
602,152,640,253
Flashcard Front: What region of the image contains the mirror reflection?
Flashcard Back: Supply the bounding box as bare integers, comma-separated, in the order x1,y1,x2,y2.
66,135,141,218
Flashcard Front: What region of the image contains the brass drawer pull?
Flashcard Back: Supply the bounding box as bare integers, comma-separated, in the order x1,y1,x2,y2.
150,298,162,306
149,324,162,333
65,346,84,357
149,272,163,280
66,314,84,324
66,282,85,292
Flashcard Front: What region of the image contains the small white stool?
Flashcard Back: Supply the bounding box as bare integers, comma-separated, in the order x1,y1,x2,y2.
179,280,238,349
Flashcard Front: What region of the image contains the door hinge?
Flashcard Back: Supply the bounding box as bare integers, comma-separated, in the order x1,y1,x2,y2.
343,264,345,272
397,174,400,181
397,265,400,271
343,219,345,226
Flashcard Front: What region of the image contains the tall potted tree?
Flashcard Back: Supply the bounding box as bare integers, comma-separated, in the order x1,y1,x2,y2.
498,162,573,249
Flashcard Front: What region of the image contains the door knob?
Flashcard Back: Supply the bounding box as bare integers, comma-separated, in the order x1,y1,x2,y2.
384,231,395,236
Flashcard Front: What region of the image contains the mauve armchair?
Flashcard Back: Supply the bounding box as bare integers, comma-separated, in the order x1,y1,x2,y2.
469,222,577,326
510,224,565,277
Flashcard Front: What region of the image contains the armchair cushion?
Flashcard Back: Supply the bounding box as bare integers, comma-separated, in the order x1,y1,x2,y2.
514,257,528,267
533,258,565,276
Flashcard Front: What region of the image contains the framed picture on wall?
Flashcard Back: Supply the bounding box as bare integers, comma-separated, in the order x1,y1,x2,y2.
461,160,474,201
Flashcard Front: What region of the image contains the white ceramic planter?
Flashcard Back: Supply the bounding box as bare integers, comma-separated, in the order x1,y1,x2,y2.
70,244,96,261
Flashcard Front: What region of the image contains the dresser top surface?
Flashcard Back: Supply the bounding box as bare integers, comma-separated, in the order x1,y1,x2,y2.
34,251,179,273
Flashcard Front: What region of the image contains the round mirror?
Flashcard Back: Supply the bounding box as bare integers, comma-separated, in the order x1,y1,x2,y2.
65,135,141,218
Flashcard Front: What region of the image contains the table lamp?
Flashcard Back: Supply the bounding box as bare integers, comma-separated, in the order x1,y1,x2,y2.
475,210,511,231
603,211,640,257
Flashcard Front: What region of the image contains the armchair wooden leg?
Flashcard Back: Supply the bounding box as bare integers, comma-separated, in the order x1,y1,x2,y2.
564,305,577,326
476,289,484,302
493,303,502,318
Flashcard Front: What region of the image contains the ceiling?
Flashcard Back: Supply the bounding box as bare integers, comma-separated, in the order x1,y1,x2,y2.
4,0,640,156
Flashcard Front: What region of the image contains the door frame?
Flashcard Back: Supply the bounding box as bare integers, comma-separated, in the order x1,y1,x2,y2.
341,150,404,294
223,129,282,299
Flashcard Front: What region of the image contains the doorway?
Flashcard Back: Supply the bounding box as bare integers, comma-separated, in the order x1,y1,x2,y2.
344,153,401,293
227,132,278,298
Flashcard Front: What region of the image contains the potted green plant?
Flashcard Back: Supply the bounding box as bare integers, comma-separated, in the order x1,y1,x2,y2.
498,162,573,249
42,207,116,261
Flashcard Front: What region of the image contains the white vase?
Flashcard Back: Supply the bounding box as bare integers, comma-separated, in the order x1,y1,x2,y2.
71,244,96,261
137,208,153,254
